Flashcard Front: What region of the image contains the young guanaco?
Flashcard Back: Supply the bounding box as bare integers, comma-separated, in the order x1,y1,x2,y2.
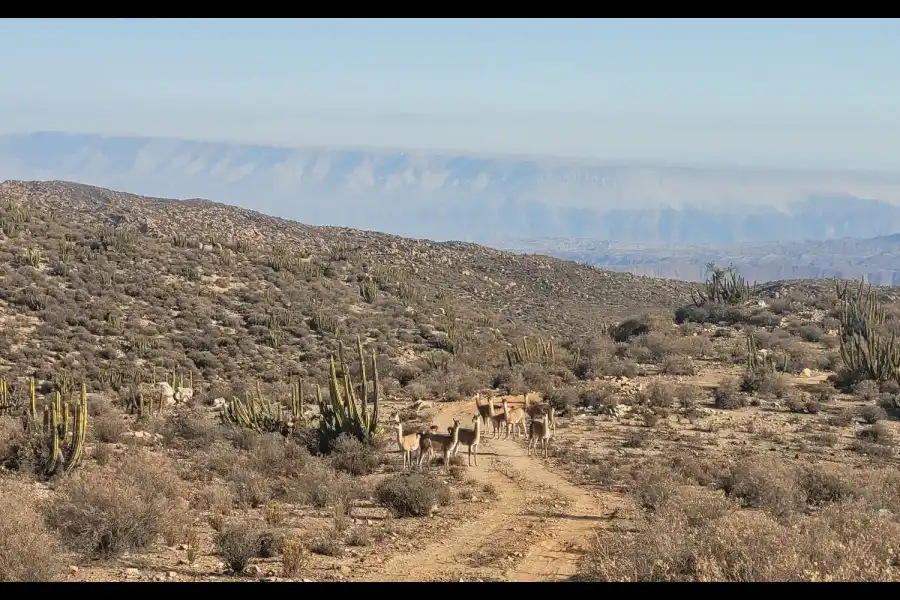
419,419,460,470
527,411,553,458
393,414,422,470
502,398,526,440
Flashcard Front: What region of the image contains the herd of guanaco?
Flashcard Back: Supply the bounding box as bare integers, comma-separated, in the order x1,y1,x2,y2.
393,394,555,471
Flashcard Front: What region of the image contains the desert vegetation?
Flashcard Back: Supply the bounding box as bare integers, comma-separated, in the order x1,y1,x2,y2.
2,181,900,581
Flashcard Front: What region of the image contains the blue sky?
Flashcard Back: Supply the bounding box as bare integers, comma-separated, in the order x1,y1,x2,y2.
2,18,899,170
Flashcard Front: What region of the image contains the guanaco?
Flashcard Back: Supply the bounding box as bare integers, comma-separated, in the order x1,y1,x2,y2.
502,398,526,440
393,414,422,470
527,411,553,457
452,414,482,466
488,397,507,439
419,419,460,470
475,394,494,428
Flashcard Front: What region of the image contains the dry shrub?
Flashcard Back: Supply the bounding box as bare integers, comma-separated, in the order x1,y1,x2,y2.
740,370,789,398
330,434,380,476
714,379,747,410
90,413,128,443
718,457,804,521
0,480,63,581
375,472,451,517
214,523,261,572
581,474,900,581
639,380,676,409
46,450,187,558
282,536,308,578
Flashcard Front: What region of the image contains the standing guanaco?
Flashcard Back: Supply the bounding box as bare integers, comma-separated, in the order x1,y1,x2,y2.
419,419,460,470
488,397,507,439
475,394,494,428
502,398,526,440
393,414,421,470
450,414,482,466
527,411,553,457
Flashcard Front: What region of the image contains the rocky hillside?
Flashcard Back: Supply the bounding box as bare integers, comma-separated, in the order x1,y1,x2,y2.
0,180,690,399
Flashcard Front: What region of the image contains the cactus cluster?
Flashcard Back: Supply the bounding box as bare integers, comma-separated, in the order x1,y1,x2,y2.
43,383,89,476
359,280,378,303
506,336,580,370
691,263,756,307
0,377,38,419
834,279,900,383
316,336,380,447
746,333,787,373
221,380,295,433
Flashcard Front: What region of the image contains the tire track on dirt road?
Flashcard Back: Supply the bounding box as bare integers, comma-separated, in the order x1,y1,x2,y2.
358,398,622,582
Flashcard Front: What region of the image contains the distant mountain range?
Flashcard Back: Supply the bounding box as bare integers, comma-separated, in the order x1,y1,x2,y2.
3,131,900,245
496,234,900,286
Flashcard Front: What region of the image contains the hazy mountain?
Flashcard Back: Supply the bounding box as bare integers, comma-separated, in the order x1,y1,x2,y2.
3,131,900,244
497,234,900,286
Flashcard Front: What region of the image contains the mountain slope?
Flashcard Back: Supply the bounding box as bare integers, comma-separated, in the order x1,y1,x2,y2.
0,180,689,397
500,233,900,285
3,131,900,243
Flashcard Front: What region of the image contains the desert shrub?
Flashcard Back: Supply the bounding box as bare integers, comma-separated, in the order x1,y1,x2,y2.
661,355,696,376
256,529,285,558
631,464,680,512
714,379,747,410
330,434,380,476
0,482,63,581
581,465,900,582
740,370,789,397
91,413,129,443
797,466,856,507
546,387,580,415
308,534,343,556
859,405,887,425
718,457,804,521
375,473,451,517
856,423,893,446
639,380,676,409
215,523,262,572
853,380,881,402
797,324,825,342
46,452,187,558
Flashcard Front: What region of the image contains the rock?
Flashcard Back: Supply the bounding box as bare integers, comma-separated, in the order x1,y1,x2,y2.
173,386,194,403
212,397,227,411
68,565,79,574
348,506,391,520
156,382,176,406
167,571,177,578
244,565,262,576
124,568,141,578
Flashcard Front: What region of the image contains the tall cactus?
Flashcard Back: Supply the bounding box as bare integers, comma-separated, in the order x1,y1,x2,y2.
43,383,88,476
316,335,380,446
834,278,900,383
691,263,756,306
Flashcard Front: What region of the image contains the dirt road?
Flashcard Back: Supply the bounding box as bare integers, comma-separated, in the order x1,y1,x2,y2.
357,398,623,582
